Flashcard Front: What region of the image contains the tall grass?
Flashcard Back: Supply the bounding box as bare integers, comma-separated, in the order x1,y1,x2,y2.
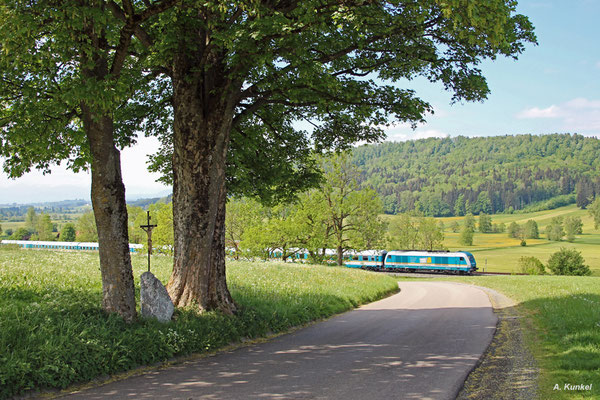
444,275,600,400
0,250,398,398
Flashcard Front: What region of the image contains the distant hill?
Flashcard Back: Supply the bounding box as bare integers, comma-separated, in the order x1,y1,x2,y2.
352,133,600,216
128,194,172,209
0,195,173,220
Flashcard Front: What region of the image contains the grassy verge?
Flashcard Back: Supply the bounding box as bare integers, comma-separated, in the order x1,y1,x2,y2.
0,250,398,398
440,275,600,399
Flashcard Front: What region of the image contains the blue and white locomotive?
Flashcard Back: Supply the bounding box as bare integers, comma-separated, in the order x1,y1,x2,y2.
345,250,477,274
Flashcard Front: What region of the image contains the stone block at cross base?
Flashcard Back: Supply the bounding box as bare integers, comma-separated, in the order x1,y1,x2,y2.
140,271,174,323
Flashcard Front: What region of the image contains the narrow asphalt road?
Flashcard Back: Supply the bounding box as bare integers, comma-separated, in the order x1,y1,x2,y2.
65,282,497,400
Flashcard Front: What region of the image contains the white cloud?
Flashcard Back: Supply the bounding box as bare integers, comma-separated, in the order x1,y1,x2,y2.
564,97,600,109
516,98,600,134
517,105,560,119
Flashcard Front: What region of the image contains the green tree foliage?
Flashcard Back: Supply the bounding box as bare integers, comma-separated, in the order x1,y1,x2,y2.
522,220,539,239
497,222,506,233
473,192,492,215
60,224,76,242
508,222,521,239
387,214,445,251
292,190,332,263
241,204,301,261
454,194,466,217
10,227,30,240
547,248,591,276
36,213,55,241
478,213,492,233
589,197,600,230
147,202,174,255
464,214,476,232
458,225,474,246
76,212,98,242
351,134,600,216
387,214,419,250
0,0,176,321
25,207,38,233
225,197,264,260
563,216,583,242
1,0,536,313
450,221,460,233
126,206,147,245
318,153,385,265
545,217,564,241
517,256,546,275
417,218,446,251
576,177,594,209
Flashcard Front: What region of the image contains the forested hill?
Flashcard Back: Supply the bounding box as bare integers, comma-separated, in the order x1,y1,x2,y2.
351,133,600,216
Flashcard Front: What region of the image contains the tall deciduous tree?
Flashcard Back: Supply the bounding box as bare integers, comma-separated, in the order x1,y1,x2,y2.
25,207,38,233
150,0,534,312
417,217,445,251
225,197,264,260
0,1,176,321
3,1,536,314
37,213,55,241
317,153,385,265
478,213,492,233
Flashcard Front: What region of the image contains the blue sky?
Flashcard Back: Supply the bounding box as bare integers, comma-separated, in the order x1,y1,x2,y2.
1,0,599,204
384,0,600,141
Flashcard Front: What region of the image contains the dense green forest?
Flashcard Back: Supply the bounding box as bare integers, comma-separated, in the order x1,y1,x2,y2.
352,133,600,216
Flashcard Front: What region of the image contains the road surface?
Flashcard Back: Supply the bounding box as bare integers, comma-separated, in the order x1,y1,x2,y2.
65,282,497,400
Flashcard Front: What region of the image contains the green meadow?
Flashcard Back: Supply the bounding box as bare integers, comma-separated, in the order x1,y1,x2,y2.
387,204,600,275
0,249,398,398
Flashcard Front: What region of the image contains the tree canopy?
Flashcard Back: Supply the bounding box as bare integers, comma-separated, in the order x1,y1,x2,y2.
1,0,537,314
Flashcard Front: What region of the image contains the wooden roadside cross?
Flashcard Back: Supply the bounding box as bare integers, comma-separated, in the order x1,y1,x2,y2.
140,211,157,272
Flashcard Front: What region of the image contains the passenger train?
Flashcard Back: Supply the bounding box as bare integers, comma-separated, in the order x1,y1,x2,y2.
345,250,477,274
1,240,143,253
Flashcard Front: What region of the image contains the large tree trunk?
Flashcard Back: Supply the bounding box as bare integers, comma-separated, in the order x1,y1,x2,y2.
166,63,237,314
82,109,137,322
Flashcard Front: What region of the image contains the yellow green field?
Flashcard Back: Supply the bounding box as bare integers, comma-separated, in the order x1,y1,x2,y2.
386,204,600,275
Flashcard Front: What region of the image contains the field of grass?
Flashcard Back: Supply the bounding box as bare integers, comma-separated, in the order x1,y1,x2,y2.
440,275,600,400
0,249,398,398
386,204,600,274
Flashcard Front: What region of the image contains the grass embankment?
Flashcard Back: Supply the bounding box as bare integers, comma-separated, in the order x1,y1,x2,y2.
0,249,398,398
442,275,600,399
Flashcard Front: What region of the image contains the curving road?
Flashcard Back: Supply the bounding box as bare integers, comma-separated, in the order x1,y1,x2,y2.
65,282,497,400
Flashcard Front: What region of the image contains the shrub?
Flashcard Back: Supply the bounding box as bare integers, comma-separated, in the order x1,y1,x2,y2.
10,227,30,240
517,256,545,275
547,248,591,276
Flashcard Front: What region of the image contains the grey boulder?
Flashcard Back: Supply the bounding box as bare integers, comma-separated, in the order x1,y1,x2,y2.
140,271,174,322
